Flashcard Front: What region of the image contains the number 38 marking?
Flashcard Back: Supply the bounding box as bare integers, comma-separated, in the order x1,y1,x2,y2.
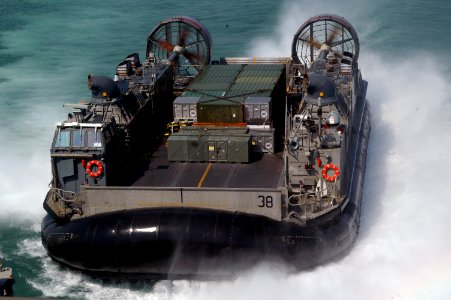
258,195,273,208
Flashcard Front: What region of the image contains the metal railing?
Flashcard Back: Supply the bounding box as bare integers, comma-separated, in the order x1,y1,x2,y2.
49,188,78,203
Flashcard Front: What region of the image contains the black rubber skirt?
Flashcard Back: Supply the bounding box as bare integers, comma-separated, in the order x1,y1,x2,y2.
41,202,359,278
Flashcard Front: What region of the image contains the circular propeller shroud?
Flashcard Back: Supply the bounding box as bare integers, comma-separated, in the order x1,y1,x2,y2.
146,16,212,75
291,14,360,67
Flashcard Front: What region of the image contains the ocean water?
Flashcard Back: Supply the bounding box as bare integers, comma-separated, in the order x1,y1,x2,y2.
1,0,451,299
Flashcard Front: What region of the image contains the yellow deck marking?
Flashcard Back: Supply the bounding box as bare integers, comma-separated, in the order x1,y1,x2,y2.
197,163,212,188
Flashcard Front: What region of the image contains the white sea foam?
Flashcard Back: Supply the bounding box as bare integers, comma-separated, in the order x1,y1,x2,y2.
17,237,47,258
0,147,49,222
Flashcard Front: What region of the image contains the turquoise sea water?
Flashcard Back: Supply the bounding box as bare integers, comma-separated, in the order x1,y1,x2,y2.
1,0,451,299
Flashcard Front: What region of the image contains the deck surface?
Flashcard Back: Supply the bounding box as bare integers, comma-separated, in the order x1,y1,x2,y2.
133,146,285,189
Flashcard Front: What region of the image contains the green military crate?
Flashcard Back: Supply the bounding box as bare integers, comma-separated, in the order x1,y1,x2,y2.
167,131,206,161
167,127,251,163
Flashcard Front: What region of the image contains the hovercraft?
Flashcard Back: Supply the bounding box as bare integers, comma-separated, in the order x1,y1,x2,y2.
42,15,370,278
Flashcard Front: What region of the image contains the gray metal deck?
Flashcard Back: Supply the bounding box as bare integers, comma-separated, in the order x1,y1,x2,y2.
133,146,285,189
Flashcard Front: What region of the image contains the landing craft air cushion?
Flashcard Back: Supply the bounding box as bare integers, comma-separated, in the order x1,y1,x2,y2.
42,15,370,277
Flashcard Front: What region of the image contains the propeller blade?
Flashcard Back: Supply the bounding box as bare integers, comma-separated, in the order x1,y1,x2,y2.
178,27,189,46
172,59,179,74
326,30,339,46
306,37,322,49
184,40,203,49
330,37,354,48
155,40,175,52
183,50,201,65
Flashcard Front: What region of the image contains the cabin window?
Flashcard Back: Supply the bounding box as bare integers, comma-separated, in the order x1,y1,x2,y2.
54,130,71,147
72,130,83,147
87,130,102,147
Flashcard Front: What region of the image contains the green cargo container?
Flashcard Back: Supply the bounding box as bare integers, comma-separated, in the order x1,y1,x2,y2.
182,64,284,104
167,127,251,163
197,101,244,123
188,65,243,92
167,132,206,161
185,65,284,123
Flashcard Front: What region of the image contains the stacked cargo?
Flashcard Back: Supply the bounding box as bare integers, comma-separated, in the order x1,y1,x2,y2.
244,96,275,153
173,97,200,122
168,64,285,162
244,97,271,124
184,64,244,124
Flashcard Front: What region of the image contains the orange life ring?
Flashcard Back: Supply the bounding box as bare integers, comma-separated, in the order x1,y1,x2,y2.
86,160,103,178
322,163,340,182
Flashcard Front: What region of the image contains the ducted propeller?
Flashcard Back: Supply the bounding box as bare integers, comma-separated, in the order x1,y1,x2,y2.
146,16,212,76
291,15,360,67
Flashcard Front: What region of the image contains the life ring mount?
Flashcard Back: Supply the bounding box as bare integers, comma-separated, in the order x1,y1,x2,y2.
322,163,340,182
86,160,103,178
